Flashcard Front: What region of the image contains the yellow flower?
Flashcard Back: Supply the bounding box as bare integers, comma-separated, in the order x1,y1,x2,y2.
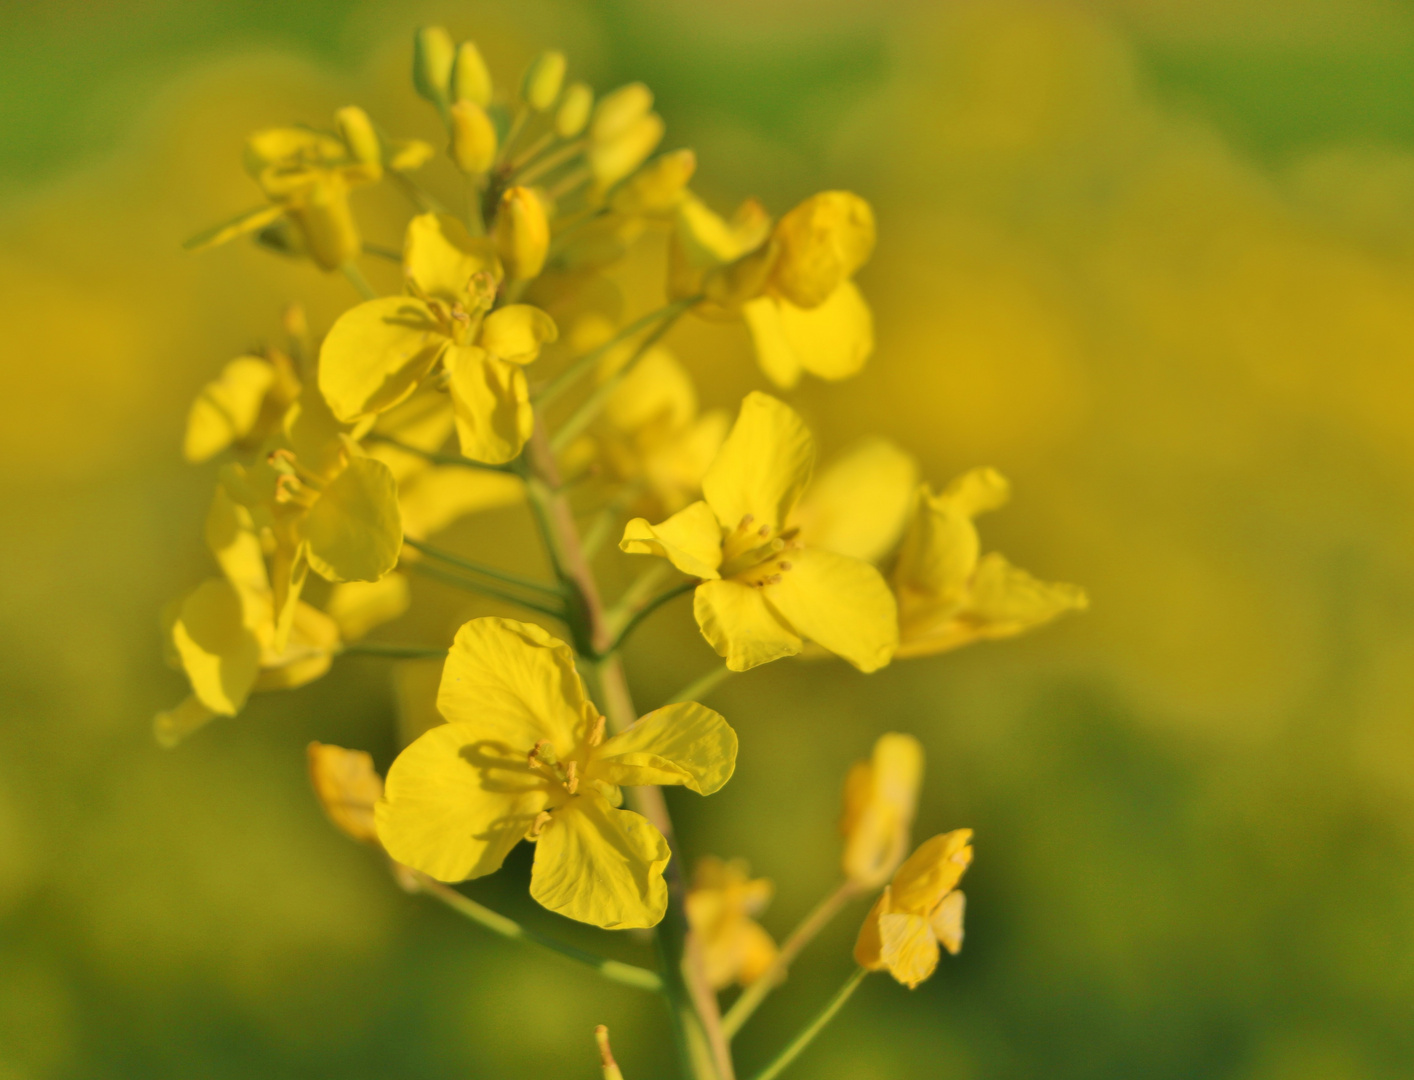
185,109,432,271
375,618,738,929
854,830,972,988
791,437,919,565
685,857,779,990
839,733,924,890
308,742,385,846
892,468,1088,658
318,213,558,463
668,194,774,319
620,393,898,672
183,348,300,464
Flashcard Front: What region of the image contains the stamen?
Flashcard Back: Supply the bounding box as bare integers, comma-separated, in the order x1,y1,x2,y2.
564,760,579,795
587,714,606,747
778,561,792,571
527,810,553,840
738,514,754,530
758,525,770,537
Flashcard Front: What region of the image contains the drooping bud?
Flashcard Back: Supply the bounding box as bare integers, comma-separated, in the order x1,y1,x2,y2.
451,40,493,107
555,81,594,138
590,82,653,144
413,26,456,111
521,50,566,112
589,112,664,192
335,106,382,173
610,148,696,216
493,186,551,280
448,100,498,174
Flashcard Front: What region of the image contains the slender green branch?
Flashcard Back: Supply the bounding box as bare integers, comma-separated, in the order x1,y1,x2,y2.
666,664,734,705
389,169,449,215
747,968,867,1080
514,136,586,186
404,536,564,598
410,872,663,992
406,559,567,622
535,298,699,409
722,881,859,1039
551,311,687,454
362,241,403,263
338,641,448,660
580,482,644,560
365,433,516,473
608,579,700,653
341,262,378,300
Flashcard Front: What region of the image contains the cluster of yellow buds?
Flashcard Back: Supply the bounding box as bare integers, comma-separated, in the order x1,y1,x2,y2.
163,28,1088,1080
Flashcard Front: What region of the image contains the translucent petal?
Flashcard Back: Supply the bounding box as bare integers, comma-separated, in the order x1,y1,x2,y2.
592,702,737,794
793,438,918,564
938,467,1010,517
776,281,874,381
325,574,411,641
702,392,814,533
478,304,558,365
184,357,276,463
890,830,974,916
852,890,889,970
403,213,502,304
620,501,723,579
204,485,269,599
763,547,897,672
376,720,546,882
399,467,524,540
878,912,939,989
438,618,593,757
307,741,384,845
304,456,403,582
154,695,218,749
931,890,966,956
693,579,801,671
318,297,447,422
742,296,803,390
172,578,261,716
530,793,670,929
892,486,981,606
964,553,1090,639
445,346,533,464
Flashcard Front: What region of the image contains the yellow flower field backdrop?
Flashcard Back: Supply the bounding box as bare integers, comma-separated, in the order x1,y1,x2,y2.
3,0,1414,1076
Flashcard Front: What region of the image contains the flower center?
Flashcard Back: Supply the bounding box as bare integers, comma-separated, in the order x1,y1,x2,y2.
719,514,800,587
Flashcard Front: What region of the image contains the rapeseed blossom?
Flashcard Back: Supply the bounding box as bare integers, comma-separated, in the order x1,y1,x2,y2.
621,392,897,671
686,857,779,990
375,618,737,928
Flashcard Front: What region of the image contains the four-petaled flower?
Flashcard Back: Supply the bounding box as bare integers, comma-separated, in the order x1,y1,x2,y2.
375,618,738,929
686,857,779,990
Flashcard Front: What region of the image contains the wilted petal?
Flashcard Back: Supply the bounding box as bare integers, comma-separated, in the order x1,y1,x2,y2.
878,912,939,989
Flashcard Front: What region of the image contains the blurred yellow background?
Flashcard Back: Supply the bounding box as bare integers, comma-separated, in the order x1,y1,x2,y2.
4,0,1414,1077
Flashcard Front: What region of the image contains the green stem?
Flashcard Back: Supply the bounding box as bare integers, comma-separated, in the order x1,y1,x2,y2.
364,433,516,473
410,872,662,992
536,298,698,409
721,882,858,1039
405,559,567,622
550,311,688,454
338,641,447,660
404,536,564,598
362,242,402,263
747,969,867,1080
580,484,642,561
389,169,449,215
608,579,700,653
666,664,734,706
514,136,586,186
341,261,378,300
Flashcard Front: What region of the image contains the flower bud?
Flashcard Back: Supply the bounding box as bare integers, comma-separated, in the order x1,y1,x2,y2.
413,26,456,110
555,81,594,138
610,148,696,216
590,82,653,144
493,186,550,280
769,190,876,309
452,40,493,107
589,112,664,192
521,49,566,112
335,106,382,172
448,100,498,174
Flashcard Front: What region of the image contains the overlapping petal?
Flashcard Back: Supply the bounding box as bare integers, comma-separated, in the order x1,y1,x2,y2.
620,501,722,579
694,579,801,671
792,438,918,564
763,548,897,673
593,702,737,794
303,456,403,582
319,297,448,422
445,345,533,464
701,392,814,532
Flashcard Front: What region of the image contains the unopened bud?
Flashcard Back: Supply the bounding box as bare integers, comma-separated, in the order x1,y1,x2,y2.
591,82,653,144
448,100,498,174
521,50,566,112
452,40,493,107
334,106,382,172
610,148,696,216
588,112,664,191
555,81,593,138
413,26,456,110
493,186,551,280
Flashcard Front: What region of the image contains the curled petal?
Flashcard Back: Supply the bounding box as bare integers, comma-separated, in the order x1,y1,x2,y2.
308,742,384,846
931,890,966,956
890,830,974,916
593,702,737,795
620,501,723,579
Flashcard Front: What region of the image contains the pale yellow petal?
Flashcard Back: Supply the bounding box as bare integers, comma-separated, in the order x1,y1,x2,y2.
620,501,722,579
318,297,447,422
184,356,276,463
734,918,780,986
841,732,925,889
325,574,411,641
399,466,525,540
530,793,670,929
446,346,533,464
603,346,697,433
890,830,974,916
478,305,558,365
701,392,814,532
762,547,897,672
878,912,939,989
368,389,456,483
892,485,981,606
931,890,966,956
283,384,351,480
154,695,218,749
438,618,592,756
853,889,890,971
793,438,918,564
776,281,874,382
938,467,1010,517
693,578,801,671
308,741,384,845
204,485,269,598
770,191,876,309
592,702,737,795
304,456,403,582
172,578,261,716
404,212,502,303
376,721,546,882
964,553,1090,640
742,296,803,390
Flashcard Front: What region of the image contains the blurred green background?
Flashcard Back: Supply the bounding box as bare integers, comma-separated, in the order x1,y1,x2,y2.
5,0,1414,1077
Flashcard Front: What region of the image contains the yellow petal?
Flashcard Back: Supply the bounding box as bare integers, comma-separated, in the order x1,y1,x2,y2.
284,384,352,480
376,721,546,882
702,392,814,533
530,793,670,929
367,388,457,483
478,304,558,365
890,830,974,916
325,573,411,641
931,890,966,956
438,618,593,757
172,578,261,716
257,600,339,688
620,501,723,579
603,346,697,434
793,438,919,564
741,295,802,390
270,540,308,655
734,918,781,986
840,733,925,889
154,695,218,749
399,466,525,540
939,467,1010,517
775,281,874,381
445,346,533,464
878,912,939,989
892,485,981,607
693,578,801,671
964,553,1090,640
403,213,502,304
308,741,384,845
852,889,890,970
289,186,362,271
592,702,737,794
762,547,897,672
183,204,285,253
204,485,269,598
245,127,345,171
770,191,875,309
304,456,403,582
318,297,447,422
184,356,276,463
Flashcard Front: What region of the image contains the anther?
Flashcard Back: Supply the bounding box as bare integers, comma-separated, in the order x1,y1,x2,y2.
527,810,553,840
564,761,579,795
766,573,783,585
587,714,606,747
778,561,793,571
758,525,770,537
738,514,755,530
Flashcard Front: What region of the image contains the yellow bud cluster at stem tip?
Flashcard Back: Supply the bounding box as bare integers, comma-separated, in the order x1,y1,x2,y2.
493,186,551,280
449,100,497,174
522,49,567,111
452,40,492,107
